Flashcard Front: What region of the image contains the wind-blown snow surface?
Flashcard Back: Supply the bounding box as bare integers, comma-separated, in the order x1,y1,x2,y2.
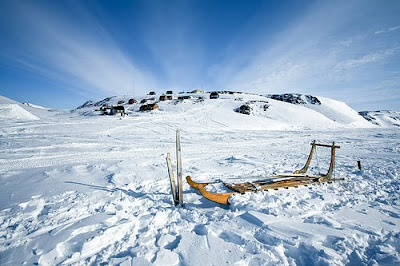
0,94,399,265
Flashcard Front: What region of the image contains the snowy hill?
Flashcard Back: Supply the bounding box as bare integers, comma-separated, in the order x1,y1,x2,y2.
0,95,39,121
359,110,400,127
75,92,374,129
0,95,66,122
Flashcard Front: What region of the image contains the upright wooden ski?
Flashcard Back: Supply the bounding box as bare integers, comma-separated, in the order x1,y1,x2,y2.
166,153,178,205
176,130,183,205
166,130,184,206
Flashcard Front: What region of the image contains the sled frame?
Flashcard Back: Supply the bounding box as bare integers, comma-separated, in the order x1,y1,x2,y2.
293,140,340,180
187,140,340,205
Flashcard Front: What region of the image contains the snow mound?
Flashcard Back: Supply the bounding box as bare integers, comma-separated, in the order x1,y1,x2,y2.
359,110,400,127
0,104,39,121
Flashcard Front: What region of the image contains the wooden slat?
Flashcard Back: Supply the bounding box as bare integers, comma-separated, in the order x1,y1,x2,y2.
314,143,340,148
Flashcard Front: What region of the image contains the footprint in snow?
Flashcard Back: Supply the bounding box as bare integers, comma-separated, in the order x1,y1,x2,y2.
219,231,246,245
193,224,208,236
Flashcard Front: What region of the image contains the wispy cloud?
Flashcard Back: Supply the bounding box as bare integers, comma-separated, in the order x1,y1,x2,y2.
0,1,159,97
334,47,400,70
211,0,400,110
389,25,400,31
375,25,400,34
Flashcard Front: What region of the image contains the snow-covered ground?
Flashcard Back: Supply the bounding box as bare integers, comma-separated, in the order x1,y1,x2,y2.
0,94,399,265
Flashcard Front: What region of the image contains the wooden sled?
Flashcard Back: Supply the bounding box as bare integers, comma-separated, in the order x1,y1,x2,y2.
187,141,340,205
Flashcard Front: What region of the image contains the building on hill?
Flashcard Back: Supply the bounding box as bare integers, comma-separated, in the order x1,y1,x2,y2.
140,103,159,111
100,104,111,115
159,95,173,101
128,98,137,104
101,107,112,115
210,92,219,99
111,105,125,116
178,95,192,100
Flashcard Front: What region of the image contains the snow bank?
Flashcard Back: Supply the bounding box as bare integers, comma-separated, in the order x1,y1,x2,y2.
0,104,39,121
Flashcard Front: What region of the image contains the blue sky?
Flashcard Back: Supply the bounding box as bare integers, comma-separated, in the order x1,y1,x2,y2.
0,0,399,110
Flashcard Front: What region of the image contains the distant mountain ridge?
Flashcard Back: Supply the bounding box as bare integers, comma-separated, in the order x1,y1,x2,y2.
359,110,400,127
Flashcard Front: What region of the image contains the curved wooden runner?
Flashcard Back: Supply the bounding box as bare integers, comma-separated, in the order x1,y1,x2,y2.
187,176,332,205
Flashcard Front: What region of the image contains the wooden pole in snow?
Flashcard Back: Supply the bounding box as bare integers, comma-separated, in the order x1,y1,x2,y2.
166,153,178,205
176,130,183,205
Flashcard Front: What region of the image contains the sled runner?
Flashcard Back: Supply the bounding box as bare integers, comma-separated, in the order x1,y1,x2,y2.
187,141,340,205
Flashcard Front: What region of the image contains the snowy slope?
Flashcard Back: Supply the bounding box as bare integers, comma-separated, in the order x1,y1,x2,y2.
359,110,400,127
75,92,375,130
0,95,66,121
0,94,399,265
303,96,373,127
0,102,39,121
266,93,373,127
